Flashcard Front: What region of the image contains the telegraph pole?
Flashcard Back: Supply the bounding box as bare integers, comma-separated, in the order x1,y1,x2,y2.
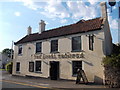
118,1,120,44
11,41,14,60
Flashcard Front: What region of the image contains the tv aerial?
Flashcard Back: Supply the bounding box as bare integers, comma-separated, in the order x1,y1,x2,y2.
108,0,116,12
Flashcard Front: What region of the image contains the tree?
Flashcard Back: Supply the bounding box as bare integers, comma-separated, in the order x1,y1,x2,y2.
102,44,120,88
2,48,14,58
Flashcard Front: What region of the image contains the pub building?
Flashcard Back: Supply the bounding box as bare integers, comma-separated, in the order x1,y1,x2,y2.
12,2,113,84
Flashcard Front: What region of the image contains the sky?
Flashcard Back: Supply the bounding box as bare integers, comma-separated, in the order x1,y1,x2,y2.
0,0,119,52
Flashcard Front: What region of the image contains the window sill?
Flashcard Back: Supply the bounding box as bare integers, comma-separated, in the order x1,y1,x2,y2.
89,49,93,51
16,71,20,74
35,52,42,54
50,51,59,54
72,74,77,77
71,50,83,52
35,71,42,74
18,54,22,56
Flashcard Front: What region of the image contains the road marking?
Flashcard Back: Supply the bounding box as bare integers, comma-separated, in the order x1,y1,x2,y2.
25,81,49,86
0,80,50,88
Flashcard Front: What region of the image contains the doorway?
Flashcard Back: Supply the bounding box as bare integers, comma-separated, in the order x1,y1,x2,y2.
50,61,59,80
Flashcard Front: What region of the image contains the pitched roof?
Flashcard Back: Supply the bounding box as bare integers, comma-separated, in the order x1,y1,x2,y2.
14,17,103,45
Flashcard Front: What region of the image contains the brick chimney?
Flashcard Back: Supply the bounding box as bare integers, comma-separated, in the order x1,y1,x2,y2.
27,26,32,35
39,20,46,34
100,2,108,18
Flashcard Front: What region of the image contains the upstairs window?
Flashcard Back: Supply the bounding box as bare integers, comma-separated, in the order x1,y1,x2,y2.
36,42,42,53
29,62,34,72
89,35,94,51
72,36,82,52
72,61,82,76
51,40,58,53
18,45,22,55
16,62,20,72
35,61,41,72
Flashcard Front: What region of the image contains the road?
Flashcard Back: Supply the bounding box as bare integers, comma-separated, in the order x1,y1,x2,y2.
0,71,52,89
1,80,52,89
0,70,107,89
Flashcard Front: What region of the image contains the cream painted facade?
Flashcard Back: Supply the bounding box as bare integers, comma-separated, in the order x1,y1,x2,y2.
12,23,112,84
12,2,113,84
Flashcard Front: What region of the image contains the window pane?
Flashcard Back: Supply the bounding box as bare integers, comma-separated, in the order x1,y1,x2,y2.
36,42,42,53
29,62,34,72
89,35,94,50
72,36,81,51
16,62,20,71
72,61,82,75
35,61,41,72
18,45,22,54
51,40,58,52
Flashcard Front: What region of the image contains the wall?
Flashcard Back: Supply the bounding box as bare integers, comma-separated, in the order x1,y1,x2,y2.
13,29,109,84
102,18,113,55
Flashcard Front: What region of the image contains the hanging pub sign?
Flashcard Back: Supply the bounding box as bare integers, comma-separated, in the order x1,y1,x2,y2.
34,52,84,60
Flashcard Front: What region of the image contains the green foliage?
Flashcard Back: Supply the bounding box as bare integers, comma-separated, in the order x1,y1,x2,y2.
2,48,14,58
103,55,120,67
103,44,120,67
5,62,13,74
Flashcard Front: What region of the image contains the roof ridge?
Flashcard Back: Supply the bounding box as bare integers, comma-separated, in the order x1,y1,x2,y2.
15,17,103,45
31,17,102,35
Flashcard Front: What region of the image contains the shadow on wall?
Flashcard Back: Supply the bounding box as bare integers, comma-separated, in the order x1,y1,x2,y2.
94,75,103,85
84,61,93,66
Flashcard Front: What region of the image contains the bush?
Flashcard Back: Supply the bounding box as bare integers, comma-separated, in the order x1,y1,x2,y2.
102,44,120,88
103,54,120,67
5,62,13,74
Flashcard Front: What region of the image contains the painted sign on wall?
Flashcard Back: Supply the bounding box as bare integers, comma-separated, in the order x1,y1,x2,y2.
34,52,84,60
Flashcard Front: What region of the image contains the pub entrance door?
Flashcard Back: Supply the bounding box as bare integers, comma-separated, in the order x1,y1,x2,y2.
50,61,59,80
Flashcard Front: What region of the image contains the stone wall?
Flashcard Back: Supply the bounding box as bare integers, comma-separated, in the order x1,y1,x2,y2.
104,65,120,88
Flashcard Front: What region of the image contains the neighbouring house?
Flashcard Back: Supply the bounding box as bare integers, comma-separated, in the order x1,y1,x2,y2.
12,2,112,84
0,52,11,69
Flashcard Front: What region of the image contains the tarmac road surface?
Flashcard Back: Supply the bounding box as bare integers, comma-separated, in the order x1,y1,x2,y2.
1,70,107,89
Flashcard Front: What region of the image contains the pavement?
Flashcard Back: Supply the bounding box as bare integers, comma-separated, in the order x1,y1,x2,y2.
1,70,107,89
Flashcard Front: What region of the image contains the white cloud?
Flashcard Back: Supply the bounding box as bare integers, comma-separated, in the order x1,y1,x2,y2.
108,15,118,30
60,19,67,23
14,0,101,22
66,1,99,20
14,12,21,16
87,0,99,5
113,6,116,10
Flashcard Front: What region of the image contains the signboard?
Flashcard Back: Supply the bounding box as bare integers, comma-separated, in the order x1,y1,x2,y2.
34,52,84,60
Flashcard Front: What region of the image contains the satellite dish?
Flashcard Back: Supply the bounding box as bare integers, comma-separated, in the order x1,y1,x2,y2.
108,0,116,6
108,0,116,12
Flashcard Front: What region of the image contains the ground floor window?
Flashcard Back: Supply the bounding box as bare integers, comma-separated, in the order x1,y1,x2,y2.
35,61,41,72
29,62,34,72
16,62,20,72
72,61,82,76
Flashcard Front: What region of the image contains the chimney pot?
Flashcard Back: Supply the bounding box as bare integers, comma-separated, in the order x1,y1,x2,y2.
100,2,108,18
27,26,32,35
39,20,46,34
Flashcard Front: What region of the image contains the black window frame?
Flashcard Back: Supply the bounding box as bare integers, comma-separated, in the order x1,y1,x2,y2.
36,42,42,53
72,61,82,76
29,62,34,72
18,45,22,55
35,61,41,72
51,40,58,53
72,36,82,52
89,35,94,51
16,62,20,72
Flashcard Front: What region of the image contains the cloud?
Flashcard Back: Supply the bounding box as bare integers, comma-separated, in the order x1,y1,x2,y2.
87,0,99,5
14,12,21,16
60,19,67,24
14,0,100,21
108,15,118,30
66,1,99,20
